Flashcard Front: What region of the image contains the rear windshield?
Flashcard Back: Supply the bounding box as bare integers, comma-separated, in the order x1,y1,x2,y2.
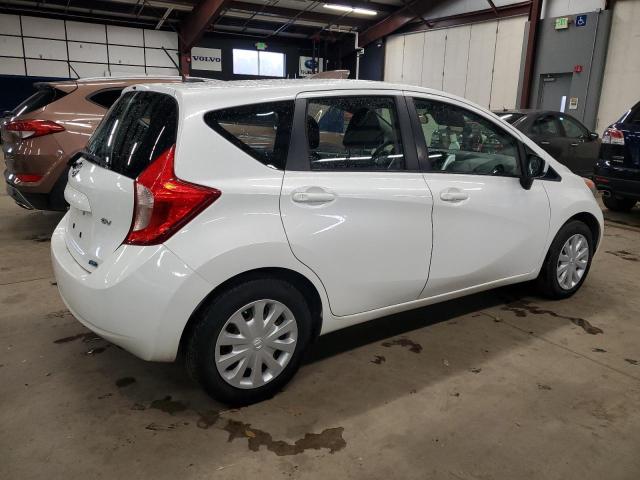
11,87,68,116
85,91,178,179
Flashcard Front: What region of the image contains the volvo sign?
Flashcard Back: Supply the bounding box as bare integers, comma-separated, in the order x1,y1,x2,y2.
191,47,222,72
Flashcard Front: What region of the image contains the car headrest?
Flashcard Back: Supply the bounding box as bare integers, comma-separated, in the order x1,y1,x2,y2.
343,108,385,149
307,115,319,150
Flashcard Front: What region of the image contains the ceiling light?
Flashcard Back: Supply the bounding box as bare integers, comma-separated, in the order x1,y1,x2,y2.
323,4,377,15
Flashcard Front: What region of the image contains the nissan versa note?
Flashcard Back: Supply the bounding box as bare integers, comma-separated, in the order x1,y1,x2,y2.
51,80,603,404
2,76,192,211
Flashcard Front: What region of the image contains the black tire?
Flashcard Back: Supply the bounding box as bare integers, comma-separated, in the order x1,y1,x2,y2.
185,278,312,405
602,194,636,212
536,220,594,299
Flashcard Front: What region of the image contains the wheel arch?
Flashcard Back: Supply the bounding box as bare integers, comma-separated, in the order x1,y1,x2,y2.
177,267,324,358
566,211,602,249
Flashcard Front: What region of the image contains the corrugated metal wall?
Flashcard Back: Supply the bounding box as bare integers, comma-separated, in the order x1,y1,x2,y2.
383,16,527,110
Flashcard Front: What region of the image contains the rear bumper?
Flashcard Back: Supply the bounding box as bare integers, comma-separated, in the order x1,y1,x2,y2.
5,169,67,211
593,163,640,199
50,214,213,361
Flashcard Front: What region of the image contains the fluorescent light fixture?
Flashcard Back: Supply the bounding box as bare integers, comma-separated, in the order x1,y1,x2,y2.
323,4,377,15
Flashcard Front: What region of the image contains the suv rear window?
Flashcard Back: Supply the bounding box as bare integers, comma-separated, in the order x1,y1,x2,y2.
88,88,124,109
204,101,294,170
12,87,68,116
85,91,178,179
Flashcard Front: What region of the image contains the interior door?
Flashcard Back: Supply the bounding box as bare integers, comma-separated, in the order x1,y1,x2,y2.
537,73,572,111
280,91,433,317
409,95,550,297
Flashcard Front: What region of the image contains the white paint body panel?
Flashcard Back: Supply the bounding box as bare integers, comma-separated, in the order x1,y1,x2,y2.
51,79,603,362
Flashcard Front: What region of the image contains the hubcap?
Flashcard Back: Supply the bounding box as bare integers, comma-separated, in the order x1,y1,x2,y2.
557,233,589,290
214,299,298,389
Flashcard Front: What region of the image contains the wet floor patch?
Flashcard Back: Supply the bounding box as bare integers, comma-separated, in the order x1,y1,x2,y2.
624,358,639,366
381,337,423,353
501,299,603,335
537,383,552,391
146,422,180,431
223,420,346,456
149,396,188,415
592,348,607,353
116,377,136,388
47,309,73,319
370,355,386,365
606,250,639,262
53,332,99,344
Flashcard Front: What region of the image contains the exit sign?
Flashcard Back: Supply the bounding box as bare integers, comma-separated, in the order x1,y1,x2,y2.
555,17,569,29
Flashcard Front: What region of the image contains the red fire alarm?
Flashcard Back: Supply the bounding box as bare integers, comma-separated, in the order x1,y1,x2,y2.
574,64,583,73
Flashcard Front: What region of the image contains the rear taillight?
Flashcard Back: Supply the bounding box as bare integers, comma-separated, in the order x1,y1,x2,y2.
5,119,65,139
124,145,221,246
14,173,43,183
602,127,625,145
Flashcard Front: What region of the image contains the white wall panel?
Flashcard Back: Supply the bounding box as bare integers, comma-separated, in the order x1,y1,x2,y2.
465,21,497,106
596,0,640,133
0,14,21,36
146,66,179,76
490,16,526,110
68,42,108,63
421,29,446,91
110,65,146,76
26,59,69,77
0,57,25,76
109,45,145,66
69,62,110,78
23,38,68,61
21,17,65,39
66,21,107,43
384,35,404,83
144,29,178,49
401,33,425,86
107,25,143,46
442,25,471,97
0,35,24,57
145,48,178,68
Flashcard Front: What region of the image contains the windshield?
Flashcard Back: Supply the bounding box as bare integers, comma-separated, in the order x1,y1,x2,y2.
85,91,178,179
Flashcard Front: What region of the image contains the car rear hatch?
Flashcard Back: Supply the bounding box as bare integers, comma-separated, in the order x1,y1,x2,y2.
63,90,179,271
601,103,640,170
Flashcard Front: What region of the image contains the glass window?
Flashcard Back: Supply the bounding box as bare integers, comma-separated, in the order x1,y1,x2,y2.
88,89,124,109
306,96,405,171
558,115,587,138
531,115,560,136
11,86,68,116
232,49,285,77
495,112,526,124
414,98,520,176
204,101,294,170
85,91,177,179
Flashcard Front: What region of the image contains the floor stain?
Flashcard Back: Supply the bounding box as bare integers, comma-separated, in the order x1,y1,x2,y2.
469,368,482,374
98,393,113,400
28,235,51,242
624,358,638,366
501,299,603,335
116,377,136,388
150,396,188,415
85,346,108,356
197,410,221,429
46,309,72,319
53,332,98,344
370,355,386,365
537,383,552,391
592,348,607,353
146,423,179,431
381,337,423,354
223,420,346,456
2,293,27,305
606,250,639,262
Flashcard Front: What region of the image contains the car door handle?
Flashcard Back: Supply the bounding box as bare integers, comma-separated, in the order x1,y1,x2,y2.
440,189,469,202
570,142,579,147
292,191,336,204
539,141,551,145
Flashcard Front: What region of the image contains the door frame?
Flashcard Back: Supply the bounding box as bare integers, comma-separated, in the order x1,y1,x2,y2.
285,89,421,172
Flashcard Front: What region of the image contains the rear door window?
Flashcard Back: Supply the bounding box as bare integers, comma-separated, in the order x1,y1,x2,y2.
558,115,588,138
85,91,178,179
11,87,68,116
88,88,124,109
531,115,561,136
204,101,294,170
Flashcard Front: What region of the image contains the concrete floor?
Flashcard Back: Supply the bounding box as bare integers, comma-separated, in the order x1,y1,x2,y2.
2,183,640,480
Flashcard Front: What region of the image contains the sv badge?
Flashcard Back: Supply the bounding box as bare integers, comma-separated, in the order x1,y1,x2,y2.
101,218,112,226
70,161,83,177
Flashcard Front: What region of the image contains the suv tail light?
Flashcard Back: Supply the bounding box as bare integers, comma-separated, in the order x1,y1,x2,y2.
602,127,625,145
124,145,221,246
5,119,65,139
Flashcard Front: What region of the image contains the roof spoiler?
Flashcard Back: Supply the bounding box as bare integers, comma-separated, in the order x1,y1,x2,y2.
33,80,78,93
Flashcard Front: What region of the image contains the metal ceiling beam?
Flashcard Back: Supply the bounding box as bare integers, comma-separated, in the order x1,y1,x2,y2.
486,0,498,15
519,0,543,108
228,1,365,28
180,0,232,50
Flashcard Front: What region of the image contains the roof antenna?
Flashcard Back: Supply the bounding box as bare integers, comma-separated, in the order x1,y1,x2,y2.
162,46,185,82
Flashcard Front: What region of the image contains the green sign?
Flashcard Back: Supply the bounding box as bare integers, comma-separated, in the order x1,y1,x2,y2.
555,17,569,30
255,42,267,50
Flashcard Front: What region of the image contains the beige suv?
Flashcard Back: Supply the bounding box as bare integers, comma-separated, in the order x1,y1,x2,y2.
2,76,193,211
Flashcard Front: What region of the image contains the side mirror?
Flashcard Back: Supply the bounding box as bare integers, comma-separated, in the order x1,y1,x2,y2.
589,132,599,140
520,154,545,190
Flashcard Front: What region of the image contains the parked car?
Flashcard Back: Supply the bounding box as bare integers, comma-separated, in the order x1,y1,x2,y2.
51,80,603,404
593,101,640,211
1,76,197,211
494,109,600,177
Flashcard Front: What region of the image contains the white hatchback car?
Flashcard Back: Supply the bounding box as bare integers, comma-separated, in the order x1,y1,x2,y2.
52,79,603,404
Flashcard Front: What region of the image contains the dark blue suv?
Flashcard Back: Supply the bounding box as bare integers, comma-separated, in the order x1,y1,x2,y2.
594,101,640,211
